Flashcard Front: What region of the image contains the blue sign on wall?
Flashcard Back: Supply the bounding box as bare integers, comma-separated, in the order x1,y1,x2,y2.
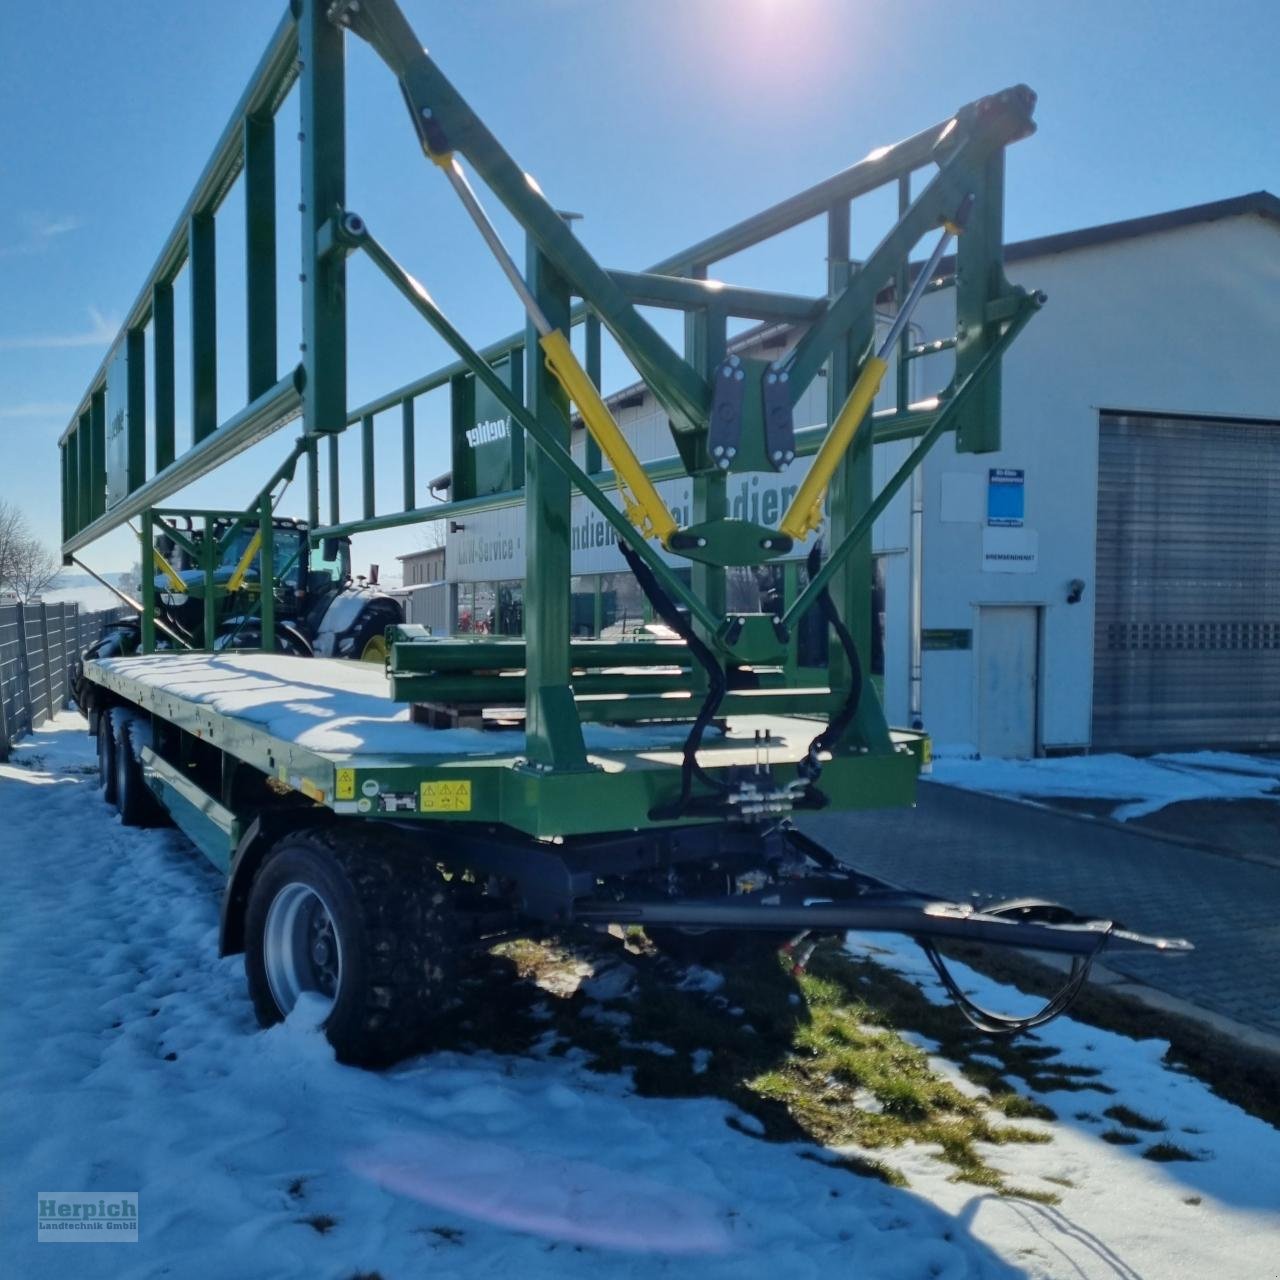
987,468,1025,527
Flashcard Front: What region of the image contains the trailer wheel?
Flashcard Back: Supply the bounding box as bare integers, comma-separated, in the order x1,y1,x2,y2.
97,711,118,807
244,827,458,1066
111,708,163,828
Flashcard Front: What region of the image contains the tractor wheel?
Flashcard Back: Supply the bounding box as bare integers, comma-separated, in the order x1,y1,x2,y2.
243,826,459,1066
359,632,388,664
111,708,165,828
98,710,118,807
348,611,392,664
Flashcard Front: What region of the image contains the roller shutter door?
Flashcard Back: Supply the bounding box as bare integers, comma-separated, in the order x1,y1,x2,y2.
1094,411,1280,751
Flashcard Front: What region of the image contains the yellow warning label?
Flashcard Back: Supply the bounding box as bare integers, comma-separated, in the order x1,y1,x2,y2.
420,780,472,813
335,768,356,801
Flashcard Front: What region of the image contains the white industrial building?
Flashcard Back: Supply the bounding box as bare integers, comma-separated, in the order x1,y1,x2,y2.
434,193,1280,756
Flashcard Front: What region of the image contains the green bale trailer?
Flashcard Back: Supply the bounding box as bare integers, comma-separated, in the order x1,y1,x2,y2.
62,0,1186,1065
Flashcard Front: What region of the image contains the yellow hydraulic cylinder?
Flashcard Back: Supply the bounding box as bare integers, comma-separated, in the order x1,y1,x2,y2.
226,530,263,592
539,329,679,545
779,354,888,541
152,546,188,594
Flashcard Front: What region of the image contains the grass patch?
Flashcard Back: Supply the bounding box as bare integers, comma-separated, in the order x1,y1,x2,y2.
1143,1142,1201,1163
1104,1105,1165,1133
1100,1129,1140,1145
432,932,1061,1200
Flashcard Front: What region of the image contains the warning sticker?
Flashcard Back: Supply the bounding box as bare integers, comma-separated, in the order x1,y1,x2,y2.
420,780,472,813
335,768,355,800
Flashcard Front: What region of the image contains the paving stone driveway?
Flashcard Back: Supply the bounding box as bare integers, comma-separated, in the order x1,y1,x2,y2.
799,783,1280,1038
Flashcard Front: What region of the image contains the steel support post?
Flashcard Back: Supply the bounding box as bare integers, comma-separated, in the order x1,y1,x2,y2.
306,437,320,528
190,211,218,443
299,0,346,434
954,151,1006,453
201,516,218,651
124,329,146,500
685,277,727,629
825,203,891,753
258,495,275,650
89,388,108,520
152,281,176,470
523,243,589,772
327,433,340,525
244,113,278,401
76,414,91,533
140,510,157,654
362,413,375,518
402,397,416,509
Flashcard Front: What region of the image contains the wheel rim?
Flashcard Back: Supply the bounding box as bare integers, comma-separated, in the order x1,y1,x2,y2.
360,633,388,663
263,882,343,1019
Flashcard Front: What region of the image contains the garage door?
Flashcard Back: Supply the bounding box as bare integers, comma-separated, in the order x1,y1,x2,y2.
1094,411,1280,751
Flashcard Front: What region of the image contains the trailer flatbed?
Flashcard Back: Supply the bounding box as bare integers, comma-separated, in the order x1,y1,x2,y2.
86,652,925,844
55,0,1189,1064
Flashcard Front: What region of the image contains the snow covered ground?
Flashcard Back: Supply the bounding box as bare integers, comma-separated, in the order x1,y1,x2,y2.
928,750,1280,821
3,713,1279,1279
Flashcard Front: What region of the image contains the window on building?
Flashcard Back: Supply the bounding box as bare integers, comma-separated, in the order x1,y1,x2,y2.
599,572,648,639
726,564,784,618
794,555,885,675
570,576,595,637
495,583,523,635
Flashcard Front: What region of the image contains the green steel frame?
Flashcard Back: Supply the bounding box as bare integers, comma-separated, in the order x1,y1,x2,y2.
59,0,1042,818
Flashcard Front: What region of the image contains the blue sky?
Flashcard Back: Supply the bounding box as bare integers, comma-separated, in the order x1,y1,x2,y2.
1,0,1276,574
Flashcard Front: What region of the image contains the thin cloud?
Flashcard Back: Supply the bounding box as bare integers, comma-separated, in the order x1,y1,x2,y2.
0,306,118,352
0,211,83,258
0,401,76,419
30,213,81,239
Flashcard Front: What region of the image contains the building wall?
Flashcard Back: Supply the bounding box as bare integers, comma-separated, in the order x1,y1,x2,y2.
400,547,446,586
437,212,1279,753
904,213,1280,751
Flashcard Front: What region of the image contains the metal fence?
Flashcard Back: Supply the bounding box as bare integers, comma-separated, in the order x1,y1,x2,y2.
0,602,130,758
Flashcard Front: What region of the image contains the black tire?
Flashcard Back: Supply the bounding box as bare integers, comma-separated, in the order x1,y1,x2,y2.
350,612,392,664
98,711,118,807
111,708,164,828
243,826,458,1067
216,621,314,657
74,625,137,717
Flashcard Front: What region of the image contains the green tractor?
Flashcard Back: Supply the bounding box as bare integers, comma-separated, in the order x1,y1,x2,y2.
72,516,404,709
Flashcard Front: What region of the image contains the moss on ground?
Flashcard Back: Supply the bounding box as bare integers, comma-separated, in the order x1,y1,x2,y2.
434,932,1065,1200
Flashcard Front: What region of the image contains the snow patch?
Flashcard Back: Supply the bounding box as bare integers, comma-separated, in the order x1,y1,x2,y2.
927,750,1280,820
4,715,1279,1280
